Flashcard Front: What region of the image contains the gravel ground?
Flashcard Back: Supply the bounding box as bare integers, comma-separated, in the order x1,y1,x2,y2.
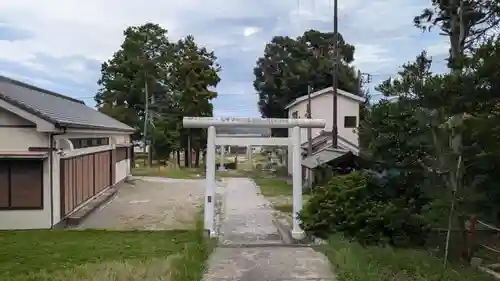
78,178,204,230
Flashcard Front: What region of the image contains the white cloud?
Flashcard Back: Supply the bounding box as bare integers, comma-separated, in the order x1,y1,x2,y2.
354,44,394,68
0,0,441,116
0,70,56,88
426,41,449,57
243,27,261,37
0,0,424,63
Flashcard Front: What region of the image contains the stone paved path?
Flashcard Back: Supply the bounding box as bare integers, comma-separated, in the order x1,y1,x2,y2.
203,177,336,281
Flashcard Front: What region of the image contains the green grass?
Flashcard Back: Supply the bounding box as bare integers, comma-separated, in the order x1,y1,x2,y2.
273,196,311,214
1,223,214,280
217,168,264,178
253,178,292,197
274,203,294,213
321,235,495,281
132,166,204,179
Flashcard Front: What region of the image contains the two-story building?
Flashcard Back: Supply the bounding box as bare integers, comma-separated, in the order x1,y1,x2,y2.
285,87,365,175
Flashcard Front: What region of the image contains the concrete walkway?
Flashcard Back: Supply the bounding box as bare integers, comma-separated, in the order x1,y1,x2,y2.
203,177,336,281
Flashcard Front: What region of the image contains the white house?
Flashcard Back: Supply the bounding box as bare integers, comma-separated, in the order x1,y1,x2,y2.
285,87,365,174
0,76,135,230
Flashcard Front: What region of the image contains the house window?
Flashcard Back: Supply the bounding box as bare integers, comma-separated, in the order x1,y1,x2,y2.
344,116,357,128
70,137,110,149
116,147,129,162
0,160,43,210
292,111,298,118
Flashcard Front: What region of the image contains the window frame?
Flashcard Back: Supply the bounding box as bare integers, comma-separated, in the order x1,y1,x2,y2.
0,159,44,210
344,116,357,128
70,137,110,149
116,147,129,162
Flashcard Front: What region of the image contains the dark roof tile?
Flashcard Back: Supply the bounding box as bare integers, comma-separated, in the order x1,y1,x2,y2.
0,76,134,132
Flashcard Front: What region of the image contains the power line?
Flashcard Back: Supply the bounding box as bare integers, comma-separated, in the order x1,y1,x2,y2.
78,92,258,99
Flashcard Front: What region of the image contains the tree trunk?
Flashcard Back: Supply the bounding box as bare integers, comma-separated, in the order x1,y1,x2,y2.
443,191,456,268
187,133,192,168
202,150,207,171
148,138,153,167
184,148,188,167
458,214,471,263
195,149,200,168
176,150,181,167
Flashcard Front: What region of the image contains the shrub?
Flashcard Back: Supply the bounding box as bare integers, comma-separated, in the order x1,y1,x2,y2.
299,171,429,247
215,162,237,170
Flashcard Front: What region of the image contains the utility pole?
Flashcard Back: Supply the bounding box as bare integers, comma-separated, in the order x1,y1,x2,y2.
143,80,149,166
306,85,313,190
357,70,362,95
331,0,339,148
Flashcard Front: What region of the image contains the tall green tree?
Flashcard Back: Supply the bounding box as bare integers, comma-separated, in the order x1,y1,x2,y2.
414,1,500,263
95,24,221,165
170,35,221,167
363,38,500,262
414,0,500,69
359,52,436,185
253,29,360,136
95,23,173,142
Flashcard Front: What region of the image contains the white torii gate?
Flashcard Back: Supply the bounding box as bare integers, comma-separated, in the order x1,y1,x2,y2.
183,117,326,239
216,133,265,170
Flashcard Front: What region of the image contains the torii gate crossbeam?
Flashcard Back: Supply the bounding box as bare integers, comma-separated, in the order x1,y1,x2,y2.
183,117,326,239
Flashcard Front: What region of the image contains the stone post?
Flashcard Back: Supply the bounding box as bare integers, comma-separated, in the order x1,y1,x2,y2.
291,126,305,240
219,145,226,171
205,126,216,236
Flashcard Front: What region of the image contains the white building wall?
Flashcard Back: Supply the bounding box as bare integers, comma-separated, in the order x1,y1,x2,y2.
114,135,131,183
0,108,49,150
115,159,130,184
51,148,61,225
286,92,361,174
0,108,52,230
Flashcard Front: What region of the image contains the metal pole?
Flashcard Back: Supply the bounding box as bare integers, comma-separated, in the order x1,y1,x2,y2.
143,80,149,166
307,85,313,190
332,0,339,148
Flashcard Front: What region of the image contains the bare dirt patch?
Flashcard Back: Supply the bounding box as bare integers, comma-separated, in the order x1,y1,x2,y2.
78,178,204,230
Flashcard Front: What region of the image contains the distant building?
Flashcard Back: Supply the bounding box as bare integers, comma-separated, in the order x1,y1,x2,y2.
284,87,365,175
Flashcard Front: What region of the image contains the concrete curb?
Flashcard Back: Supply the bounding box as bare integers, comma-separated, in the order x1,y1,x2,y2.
272,213,326,246
129,176,203,183
479,266,500,280
272,216,294,244
65,187,118,227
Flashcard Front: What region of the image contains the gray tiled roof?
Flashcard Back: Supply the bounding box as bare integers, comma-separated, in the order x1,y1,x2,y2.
0,76,134,132
302,147,350,169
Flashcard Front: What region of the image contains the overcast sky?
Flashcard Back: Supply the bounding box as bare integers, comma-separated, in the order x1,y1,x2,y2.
0,0,449,117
